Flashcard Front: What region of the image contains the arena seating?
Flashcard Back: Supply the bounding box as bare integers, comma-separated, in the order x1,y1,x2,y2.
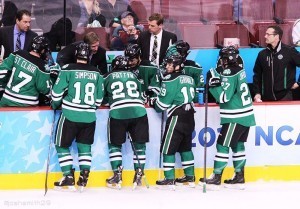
274,0,300,22
200,0,235,24
239,0,276,45
178,24,218,48
164,0,201,22
217,24,250,47
130,0,148,22
70,1,297,49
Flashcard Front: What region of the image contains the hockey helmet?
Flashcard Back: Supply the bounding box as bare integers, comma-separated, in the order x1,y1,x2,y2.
75,42,90,61
164,54,184,71
111,55,129,71
30,35,50,60
219,45,239,66
124,44,141,59
175,40,190,59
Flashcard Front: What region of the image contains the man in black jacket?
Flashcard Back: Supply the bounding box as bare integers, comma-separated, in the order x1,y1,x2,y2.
137,13,177,66
57,31,107,75
0,9,37,63
253,25,300,102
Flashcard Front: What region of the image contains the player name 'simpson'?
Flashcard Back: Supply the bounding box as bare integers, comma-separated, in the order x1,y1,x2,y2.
75,72,97,80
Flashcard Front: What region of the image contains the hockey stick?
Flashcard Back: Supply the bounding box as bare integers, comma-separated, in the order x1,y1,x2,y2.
158,112,165,180
128,133,149,189
202,80,209,193
44,110,56,196
0,45,4,61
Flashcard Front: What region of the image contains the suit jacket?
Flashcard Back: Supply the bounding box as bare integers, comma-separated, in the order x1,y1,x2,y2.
137,30,177,65
56,42,108,75
0,25,38,59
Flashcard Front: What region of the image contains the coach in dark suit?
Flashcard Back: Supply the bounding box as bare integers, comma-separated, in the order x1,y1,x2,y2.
137,13,177,66
57,31,107,75
0,10,37,62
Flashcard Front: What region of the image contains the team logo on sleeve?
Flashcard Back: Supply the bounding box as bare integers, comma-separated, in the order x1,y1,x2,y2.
240,71,246,80
223,69,231,75
164,74,171,80
62,64,69,69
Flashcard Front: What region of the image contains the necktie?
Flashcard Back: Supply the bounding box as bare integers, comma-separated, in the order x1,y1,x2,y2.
151,35,158,64
16,32,21,51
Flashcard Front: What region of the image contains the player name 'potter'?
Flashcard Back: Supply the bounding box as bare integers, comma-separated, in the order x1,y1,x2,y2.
75,72,97,80
112,72,135,79
180,76,194,84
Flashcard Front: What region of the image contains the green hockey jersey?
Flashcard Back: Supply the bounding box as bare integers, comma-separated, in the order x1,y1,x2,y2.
104,70,147,119
183,60,204,88
209,66,256,127
134,60,158,92
182,60,204,102
0,50,51,107
51,63,104,123
154,72,195,117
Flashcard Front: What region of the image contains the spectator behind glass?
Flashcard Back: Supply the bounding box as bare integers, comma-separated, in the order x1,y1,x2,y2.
77,0,106,28
253,25,300,102
99,0,138,28
292,19,300,46
43,17,76,52
0,9,38,63
110,11,143,50
0,1,18,27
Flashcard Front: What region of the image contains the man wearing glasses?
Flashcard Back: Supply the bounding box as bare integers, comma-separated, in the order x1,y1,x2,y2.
253,25,300,102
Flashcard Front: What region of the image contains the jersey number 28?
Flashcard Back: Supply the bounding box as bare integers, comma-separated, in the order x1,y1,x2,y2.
111,81,139,99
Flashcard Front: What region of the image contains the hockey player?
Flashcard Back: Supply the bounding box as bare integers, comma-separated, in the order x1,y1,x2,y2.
199,46,256,190
124,43,159,94
208,45,244,103
104,55,149,189
51,42,104,191
0,35,57,106
149,54,196,188
173,40,204,102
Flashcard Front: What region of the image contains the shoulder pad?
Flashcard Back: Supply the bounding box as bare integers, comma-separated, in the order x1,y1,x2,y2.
140,59,154,66
62,64,70,69
222,66,243,76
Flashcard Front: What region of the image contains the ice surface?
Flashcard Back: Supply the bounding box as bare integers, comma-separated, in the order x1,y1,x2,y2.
0,181,299,209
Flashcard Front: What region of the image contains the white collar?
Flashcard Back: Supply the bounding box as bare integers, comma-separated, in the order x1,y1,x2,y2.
152,29,163,40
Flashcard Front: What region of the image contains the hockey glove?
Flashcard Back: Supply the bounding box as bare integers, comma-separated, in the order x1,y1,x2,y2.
145,89,155,97
208,68,221,87
149,98,156,108
49,62,61,83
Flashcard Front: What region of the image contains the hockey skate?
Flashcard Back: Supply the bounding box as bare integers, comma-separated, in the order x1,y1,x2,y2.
198,173,222,191
77,169,90,192
156,178,175,190
224,169,245,190
175,175,195,188
106,166,123,190
54,169,76,192
132,168,143,190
